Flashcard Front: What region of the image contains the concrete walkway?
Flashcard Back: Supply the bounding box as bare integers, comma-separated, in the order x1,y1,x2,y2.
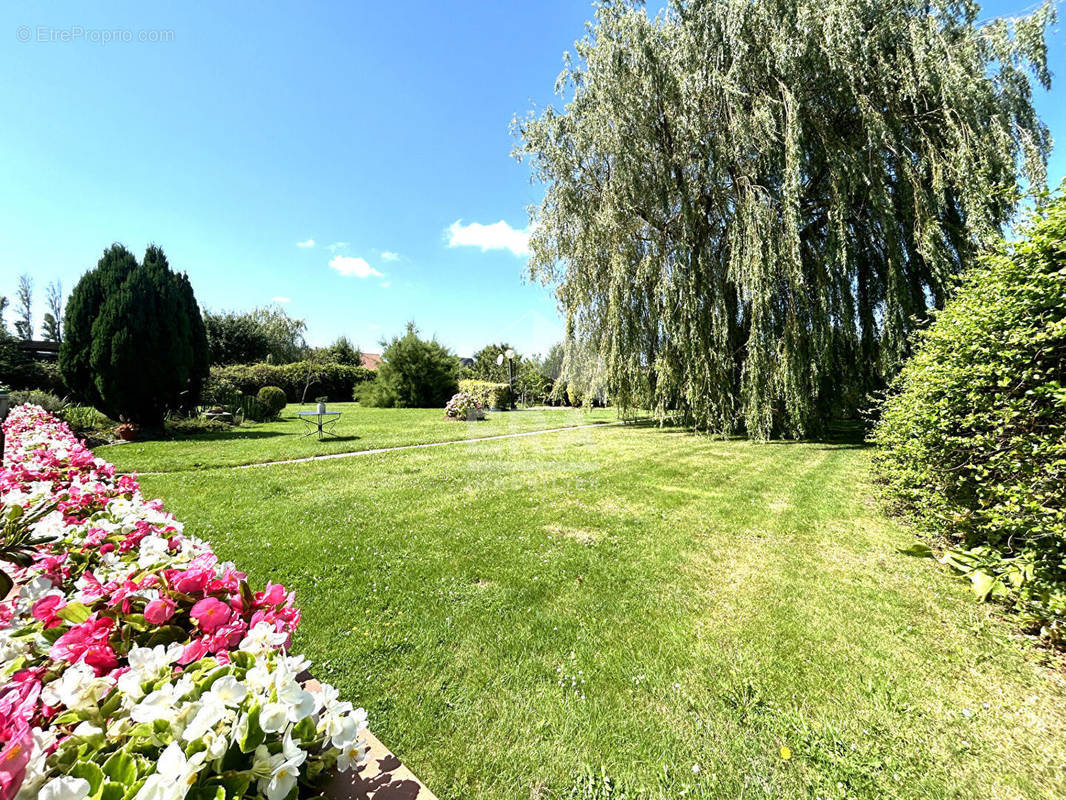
133,421,619,475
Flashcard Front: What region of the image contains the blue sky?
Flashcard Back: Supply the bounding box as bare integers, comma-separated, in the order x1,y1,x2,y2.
1,1,1063,358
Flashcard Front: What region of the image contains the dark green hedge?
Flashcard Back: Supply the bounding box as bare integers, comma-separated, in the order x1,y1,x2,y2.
872,194,1066,642
210,361,375,403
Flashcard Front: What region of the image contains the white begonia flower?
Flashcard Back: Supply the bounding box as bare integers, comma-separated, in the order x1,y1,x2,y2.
38,776,91,800
71,721,103,738
137,535,171,569
40,663,112,711
211,676,248,707
130,676,192,724
134,742,207,800
329,707,368,749
271,660,317,722
336,736,369,772
19,575,55,603
260,702,289,734
259,732,306,800
239,621,289,654
244,663,273,692
181,693,230,742
0,629,30,662
252,744,284,779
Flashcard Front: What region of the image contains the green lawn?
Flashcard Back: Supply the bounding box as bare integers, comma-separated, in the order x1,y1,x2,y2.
135,423,1066,800
102,403,617,473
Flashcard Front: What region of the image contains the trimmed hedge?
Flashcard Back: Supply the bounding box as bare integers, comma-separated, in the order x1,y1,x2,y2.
211,361,375,402
873,194,1066,642
458,379,512,409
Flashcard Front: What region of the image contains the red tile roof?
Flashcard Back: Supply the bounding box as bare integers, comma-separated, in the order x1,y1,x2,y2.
360,352,382,371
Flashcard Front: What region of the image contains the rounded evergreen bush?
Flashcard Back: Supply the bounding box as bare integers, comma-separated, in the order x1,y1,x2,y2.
873,194,1066,641
256,385,287,418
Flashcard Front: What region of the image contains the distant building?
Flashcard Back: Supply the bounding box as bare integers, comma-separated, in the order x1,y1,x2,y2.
17,340,59,361
360,352,382,371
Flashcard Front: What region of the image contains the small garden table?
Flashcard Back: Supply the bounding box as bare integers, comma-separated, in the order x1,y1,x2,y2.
297,410,341,440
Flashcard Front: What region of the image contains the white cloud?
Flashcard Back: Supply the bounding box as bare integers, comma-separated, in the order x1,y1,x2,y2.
380,251,400,261
327,241,349,253
329,255,383,279
272,296,292,303
447,219,530,257
380,280,392,288
368,323,382,330
296,238,315,248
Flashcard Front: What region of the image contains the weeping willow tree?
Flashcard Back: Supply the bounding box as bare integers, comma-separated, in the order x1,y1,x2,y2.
515,0,1053,438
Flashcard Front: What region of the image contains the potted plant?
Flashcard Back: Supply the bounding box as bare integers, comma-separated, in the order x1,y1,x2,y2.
316,395,328,415
115,422,140,441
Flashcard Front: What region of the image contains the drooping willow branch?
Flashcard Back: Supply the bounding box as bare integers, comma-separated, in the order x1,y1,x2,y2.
514,0,1053,438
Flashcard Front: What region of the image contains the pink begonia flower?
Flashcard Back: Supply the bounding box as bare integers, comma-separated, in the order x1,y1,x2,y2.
257,583,288,607
173,568,213,595
31,595,65,623
179,638,211,665
190,597,232,634
0,724,32,800
144,597,177,625
50,616,114,665
81,644,119,675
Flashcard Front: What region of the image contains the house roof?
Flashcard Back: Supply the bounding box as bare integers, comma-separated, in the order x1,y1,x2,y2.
360,352,382,370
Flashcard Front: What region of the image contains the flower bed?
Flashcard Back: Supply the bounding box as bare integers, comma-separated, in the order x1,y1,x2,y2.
0,405,369,800
443,393,484,421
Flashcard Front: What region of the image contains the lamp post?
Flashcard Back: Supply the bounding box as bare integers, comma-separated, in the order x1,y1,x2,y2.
496,349,516,410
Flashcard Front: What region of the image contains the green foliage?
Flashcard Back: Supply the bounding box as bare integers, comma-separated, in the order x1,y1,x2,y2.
203,305,307,365
463,342,516,383
41,312,61,343
318,336,362,366
10,389,65,413
369,323,459,408
256,385,287,418
210,361,374,402
58,405,114,433
165,417,233,436
59,244,209,427
873,192,1066,641
515,0,1054,439
458,379,512,409
0,333,66,393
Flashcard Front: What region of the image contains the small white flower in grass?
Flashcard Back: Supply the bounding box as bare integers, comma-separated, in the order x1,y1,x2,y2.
39,776,91,800
692,764,700,775
135,742,207,800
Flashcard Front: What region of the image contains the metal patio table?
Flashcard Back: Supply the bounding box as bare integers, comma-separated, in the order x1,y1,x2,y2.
297,410,342,440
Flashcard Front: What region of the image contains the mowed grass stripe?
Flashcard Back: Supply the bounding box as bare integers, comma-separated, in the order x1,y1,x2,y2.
138,424,1066,800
